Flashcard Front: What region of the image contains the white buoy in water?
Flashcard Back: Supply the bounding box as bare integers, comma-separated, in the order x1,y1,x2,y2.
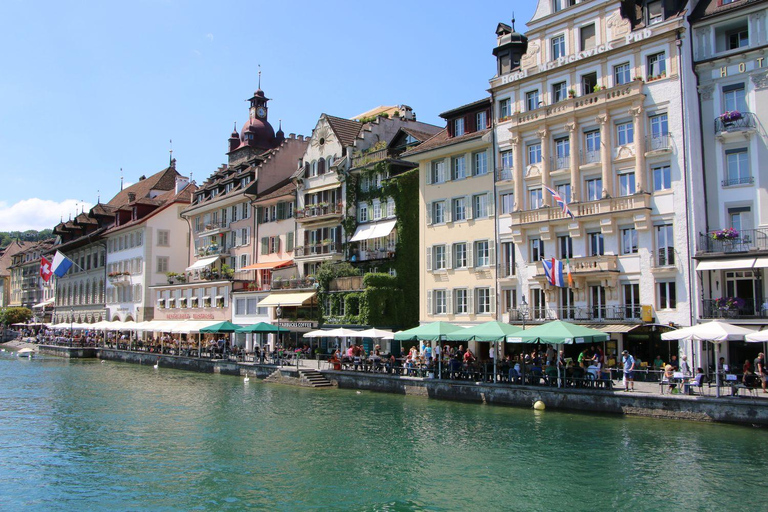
356,391,362,394
244,375,250,383
533,400,546,411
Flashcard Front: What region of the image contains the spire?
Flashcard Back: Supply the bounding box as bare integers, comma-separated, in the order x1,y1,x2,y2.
120,168,124,191
169,139,173,166
97,190,100,203
511,13,515,31
258,64,261,89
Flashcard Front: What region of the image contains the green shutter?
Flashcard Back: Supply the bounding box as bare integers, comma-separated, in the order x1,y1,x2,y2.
286,232,294,252
261,237,269,255
277,202,286,220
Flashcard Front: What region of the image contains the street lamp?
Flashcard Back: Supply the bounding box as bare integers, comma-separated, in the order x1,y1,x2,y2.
520,295,529,330
70,308,74,347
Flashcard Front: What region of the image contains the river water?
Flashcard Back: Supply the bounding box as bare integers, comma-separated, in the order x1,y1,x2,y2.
2,351,767,511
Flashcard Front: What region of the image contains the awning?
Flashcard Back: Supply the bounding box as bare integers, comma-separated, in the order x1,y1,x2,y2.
588,324,639,334
754,257,768,268
186,255,220,272
350,219,397,242
696,258,755,271
257,291,317,307
305,183,341,193
33,297,55,309
241,260,294,271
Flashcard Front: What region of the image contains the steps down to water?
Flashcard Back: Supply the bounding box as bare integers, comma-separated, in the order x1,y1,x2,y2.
300,369,334,388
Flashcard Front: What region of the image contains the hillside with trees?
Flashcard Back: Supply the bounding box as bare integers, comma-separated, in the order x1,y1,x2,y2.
0,230,53,249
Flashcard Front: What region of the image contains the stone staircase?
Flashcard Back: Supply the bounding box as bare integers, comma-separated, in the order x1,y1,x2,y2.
300,369,334,388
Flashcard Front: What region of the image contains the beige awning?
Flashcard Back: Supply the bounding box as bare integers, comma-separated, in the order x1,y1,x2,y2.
304,182,341,193
696,258,755,271
33,297,55,309
589,324,639,334
241,260,293,271
186,255,220,272
350,219,396,242
754,257,768,268
257,291,317,307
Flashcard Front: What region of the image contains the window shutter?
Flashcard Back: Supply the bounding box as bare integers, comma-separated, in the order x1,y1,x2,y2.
233,230,240,247
426,202,433,225
488,193,495,217
276,237,281,253
427,290,433,316
276,202,284,220
445,246,452,269
261,237,269,255
286,232,295,252
467,242,474,268
426,165,432,185
444,158,452,182
490,288,496,315
446,289,453,315
468,289,475,315
445,202,452,223
256,207,263,224
426,247,432,272
489,243,496,266
244,254,250,267
465,196,473,220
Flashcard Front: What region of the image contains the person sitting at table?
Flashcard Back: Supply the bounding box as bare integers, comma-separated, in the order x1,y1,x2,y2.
544,364,559,385
463,348,476,365
669,355,679,371
742,360,757,388
329,352,341,371
663,363,677,393
570,361,585,386
449,355,463,380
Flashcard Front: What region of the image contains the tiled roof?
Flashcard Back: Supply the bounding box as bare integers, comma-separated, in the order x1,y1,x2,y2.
689,0,762,22
401,126,443,143
103,183,196,235
401,128,491,158
90,203,118,216
325,115,362,147
253,180,294,204
0,240,34,277
107,166,179,207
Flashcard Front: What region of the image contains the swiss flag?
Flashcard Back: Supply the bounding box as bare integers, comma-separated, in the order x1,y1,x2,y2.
40,257,53,282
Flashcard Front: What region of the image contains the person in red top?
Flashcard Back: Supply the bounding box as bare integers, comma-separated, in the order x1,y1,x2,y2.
463,349,476,364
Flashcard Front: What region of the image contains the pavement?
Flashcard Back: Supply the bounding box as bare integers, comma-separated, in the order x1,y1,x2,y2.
1,339,39,352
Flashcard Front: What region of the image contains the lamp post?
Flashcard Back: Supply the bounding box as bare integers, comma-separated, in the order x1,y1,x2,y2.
275,304,282,362
520,295,529,330
70,308,74,347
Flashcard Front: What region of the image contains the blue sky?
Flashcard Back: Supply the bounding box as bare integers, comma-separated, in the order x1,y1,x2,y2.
0,0,534,230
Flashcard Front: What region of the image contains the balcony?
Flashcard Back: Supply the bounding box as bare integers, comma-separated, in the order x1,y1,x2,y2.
697,228,768,254
271,276,317,290
294,203,344,222
509,305,642,324
645,134,671,153
356,247,395,262
701,298,764,320
580,150,600,165
196,245,226,257
198,220,230,236
714,112,757,135
352,148,396,168
554,156,570,170
294,242,343,259
509,193,651,226
496,168,514,181
108,273,131,285
722,176,754,187
535,255,618,276
330,275,364,291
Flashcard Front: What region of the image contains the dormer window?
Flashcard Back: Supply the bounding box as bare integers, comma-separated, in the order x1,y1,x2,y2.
647,0,663,25
476,111,487,130
553,0,576,13
454,118,465,137
728,27,749,50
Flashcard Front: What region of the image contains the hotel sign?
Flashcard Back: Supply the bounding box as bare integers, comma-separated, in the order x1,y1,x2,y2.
500,28,653,85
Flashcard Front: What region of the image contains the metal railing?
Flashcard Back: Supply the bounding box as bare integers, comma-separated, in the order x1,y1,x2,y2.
197,220,229,234
697,228,768,254
721,176,754,187
294,203,343,220
271,277,317,290
646,134,671,152
554,155,570,170
714,112,757,133
294,242,343,258
509,305,642,323
356,248,395,262
580,150,600,165
496,168,514,181
701,298,764,319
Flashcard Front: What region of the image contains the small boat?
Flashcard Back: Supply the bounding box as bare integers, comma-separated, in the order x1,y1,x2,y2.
17,348,35,358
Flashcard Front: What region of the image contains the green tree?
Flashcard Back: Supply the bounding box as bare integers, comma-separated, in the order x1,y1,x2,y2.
0,307,34,326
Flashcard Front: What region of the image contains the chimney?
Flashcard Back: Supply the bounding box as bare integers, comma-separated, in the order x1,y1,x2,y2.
175,175,190,194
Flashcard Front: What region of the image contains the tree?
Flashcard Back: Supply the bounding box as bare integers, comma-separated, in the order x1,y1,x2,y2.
0,307,34,326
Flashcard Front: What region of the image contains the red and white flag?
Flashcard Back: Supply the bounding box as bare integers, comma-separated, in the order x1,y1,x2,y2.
40,257,53,282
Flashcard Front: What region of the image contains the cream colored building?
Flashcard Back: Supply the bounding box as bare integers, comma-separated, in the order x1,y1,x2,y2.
403,98,497,328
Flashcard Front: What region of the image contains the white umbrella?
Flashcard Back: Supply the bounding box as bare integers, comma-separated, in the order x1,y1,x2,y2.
745,330,768,342
351,328,395,339
303,329,331,338
662,320,756,397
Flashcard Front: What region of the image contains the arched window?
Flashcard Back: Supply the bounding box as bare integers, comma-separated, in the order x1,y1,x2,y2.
327,155,334,169
311,160,318,177
317,158,326,175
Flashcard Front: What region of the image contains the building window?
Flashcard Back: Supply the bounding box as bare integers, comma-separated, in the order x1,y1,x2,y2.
552,34,566,60
528,143,542,165
358,203,368,222
476,288,491,314
650,113,668,141
500,193,514,214
157,230,170,247
529,188,543,209
582,72,598,94
452,155,466,180
723,83,747,113
555,137,570,168
556,183,572,204
156,256,169,273
476,111,488,130
729,206,751,232
652,164,671,191
501,242,515,277
473,194,488,218
454,289,468,314
454,118,465,137
580,24,596,51
531,288,547,319
387,199,395,218
473,151,488,176
656,224,675,266
657,281,677,309
433,245,446,270
614,62,631,86
434,290,447,315
586,177,602,201
622,227,638,254
454,243,467,269
499,98,511,119
589,232,604,256
558,235,573,259
616,121,634,146
526,90,540,111
432,201,445,224
591,285,607,319
453,197,466,221
501,150,513,170
553,0,576,12
475,240,490,267
552,81,567,103
530,238,544,262
727,27,749,50
725,148,750,186
624,283,641,318
618,171,636,196
431,160,446,184
647,52,666,78
647,0,663,25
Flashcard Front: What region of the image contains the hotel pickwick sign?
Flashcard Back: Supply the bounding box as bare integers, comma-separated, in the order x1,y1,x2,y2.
500,28,654,85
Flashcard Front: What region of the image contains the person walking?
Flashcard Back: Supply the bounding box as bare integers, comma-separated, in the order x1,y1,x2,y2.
754,352,767,393
622,350,636,392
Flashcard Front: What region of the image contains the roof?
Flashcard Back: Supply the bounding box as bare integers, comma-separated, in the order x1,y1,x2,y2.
252,180,295,204
0,240,34,277
401,126,442,142
107,166,179,207
103,183,196,236
401,128,491,158
324,114,362,147
689,0,764,22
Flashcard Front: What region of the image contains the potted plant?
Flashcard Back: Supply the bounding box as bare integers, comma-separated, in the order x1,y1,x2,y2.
221,264,234,279
715,296,746,311
166,271,178,284
712,228,739,241
567,88,576,98
593,85,605,92
719,110,743,124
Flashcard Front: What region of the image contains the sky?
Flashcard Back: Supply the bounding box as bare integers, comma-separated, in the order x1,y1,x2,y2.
0,0,535,231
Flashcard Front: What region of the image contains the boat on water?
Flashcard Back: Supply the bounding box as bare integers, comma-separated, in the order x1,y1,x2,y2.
16,348,35,358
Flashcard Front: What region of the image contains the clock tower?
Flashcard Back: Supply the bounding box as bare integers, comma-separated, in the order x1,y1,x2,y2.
249,88,269,120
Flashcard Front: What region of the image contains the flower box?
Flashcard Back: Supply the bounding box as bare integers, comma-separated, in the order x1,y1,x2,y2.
719,111,743,123
712,228,739,241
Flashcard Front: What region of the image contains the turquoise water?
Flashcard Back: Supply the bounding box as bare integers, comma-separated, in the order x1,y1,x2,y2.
1,352,767,511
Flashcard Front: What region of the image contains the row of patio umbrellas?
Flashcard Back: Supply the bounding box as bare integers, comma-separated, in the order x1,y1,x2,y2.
392,320,609,344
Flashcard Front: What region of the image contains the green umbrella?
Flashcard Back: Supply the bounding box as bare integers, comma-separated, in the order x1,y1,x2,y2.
446,321,522,342
235,322,291,334
199,321,242,333
507,320,608,344
393,321,464,342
